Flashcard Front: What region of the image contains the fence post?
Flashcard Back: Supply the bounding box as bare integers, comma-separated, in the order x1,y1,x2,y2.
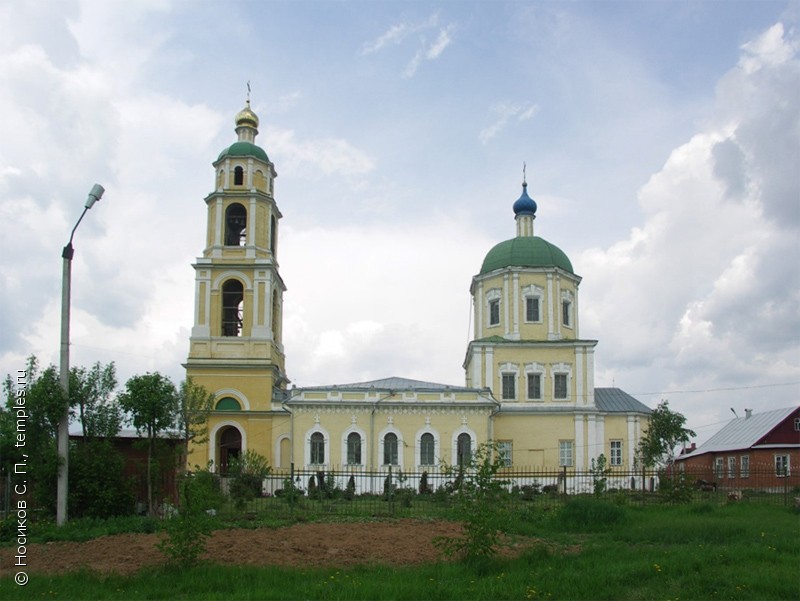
289,462,295,516
387,465,394,515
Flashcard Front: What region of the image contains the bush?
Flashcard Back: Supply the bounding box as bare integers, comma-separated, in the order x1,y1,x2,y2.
69,440,135,518
228,450,271,509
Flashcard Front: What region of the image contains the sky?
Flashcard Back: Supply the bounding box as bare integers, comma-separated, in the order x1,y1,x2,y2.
0,0,798,446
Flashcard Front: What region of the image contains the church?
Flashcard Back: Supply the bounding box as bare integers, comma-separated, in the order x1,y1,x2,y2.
184,101,651,481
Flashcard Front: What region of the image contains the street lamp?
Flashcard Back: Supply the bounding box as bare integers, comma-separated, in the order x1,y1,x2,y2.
57,183,104,526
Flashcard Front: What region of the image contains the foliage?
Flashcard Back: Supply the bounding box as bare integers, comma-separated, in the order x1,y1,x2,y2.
344,474,356,500
658,470,693,504
418,470,431,495
228,450,271,509
157,466,221,567
1,356,66,513
637,400,696,467
69,361,119,439
68,439,134,518
118,372,178,516
590,453,612,497
175,378,214,471
436,441,509,561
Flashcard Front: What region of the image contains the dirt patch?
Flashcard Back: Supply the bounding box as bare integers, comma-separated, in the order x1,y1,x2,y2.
2,520,479,575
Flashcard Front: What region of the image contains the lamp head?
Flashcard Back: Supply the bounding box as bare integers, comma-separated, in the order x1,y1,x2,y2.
85,184,105,209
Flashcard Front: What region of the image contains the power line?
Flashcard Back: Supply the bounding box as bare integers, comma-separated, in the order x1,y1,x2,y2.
631,381,800,396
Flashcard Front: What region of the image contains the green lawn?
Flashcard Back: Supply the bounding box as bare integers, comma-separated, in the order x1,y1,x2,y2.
2,502,798,600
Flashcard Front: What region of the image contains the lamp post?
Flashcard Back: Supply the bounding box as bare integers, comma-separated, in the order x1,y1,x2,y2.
57,183,105,526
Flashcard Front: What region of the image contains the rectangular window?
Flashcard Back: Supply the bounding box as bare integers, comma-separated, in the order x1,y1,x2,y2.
525,297,540,322
562,300,571,327
489,299,500,326
554,374,568,399
559,440,574,467
502,373,516,400
610,440,623,466
727,456,736,479
775,454,790,477
740,455,750,479
794,417,800,432
527,373,541,400
497,441,513,467
714,457,724,479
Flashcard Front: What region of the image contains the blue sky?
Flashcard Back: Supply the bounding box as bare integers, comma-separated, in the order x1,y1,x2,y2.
1,0,798,444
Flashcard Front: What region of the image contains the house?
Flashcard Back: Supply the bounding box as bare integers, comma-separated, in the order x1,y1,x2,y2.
184,99,652,481
674,406,800,491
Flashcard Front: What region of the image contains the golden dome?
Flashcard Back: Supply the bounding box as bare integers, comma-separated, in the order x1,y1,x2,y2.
235,100,259,129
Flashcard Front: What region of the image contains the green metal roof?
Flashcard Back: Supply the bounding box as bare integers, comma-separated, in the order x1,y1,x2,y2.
480,236,573,275
217,141,269,163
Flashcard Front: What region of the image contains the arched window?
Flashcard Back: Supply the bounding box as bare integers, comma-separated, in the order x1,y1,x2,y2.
270,214,277,255
215,397,241,411
383,433,398,466
225,203,247,246
457,433,472,467
347,432,362,465
310,432,325,465
233,165,244,186
219,426,242,475
420,433,435,466
221,279,244,336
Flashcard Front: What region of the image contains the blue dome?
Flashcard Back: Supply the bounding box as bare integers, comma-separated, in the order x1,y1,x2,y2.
512,183,537,216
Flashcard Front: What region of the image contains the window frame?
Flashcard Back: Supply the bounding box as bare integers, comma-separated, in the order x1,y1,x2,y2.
501,373,516,400
346,432,362,466
554,373,568,400
488,298,500,327
740,455,750,479
526,373,542,400
714,456,724,479
383,432,399,466
525,296,541,323
775,454,790,477
610,440,623,466
420,433,436,466
310,432,325,466
727,456,736,479
559,440,574,467
456,433,472,467
497,440,513,467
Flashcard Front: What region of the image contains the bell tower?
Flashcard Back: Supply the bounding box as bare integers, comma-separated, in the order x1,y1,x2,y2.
185,99,287,471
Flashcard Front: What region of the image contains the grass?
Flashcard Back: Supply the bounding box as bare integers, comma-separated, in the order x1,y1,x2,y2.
2,502,798,600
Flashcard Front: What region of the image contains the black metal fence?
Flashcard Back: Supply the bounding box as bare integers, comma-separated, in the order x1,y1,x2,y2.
208,463,799,520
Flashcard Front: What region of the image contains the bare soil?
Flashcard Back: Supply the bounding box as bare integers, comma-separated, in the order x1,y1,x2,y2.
1,519,512,576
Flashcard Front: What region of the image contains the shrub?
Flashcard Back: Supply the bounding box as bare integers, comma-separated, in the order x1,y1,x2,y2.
228,450,271,509
419,471,432,495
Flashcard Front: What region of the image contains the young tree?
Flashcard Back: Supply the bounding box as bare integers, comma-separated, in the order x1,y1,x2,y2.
118,372,178,515
175,377,214,473
637,400,696,468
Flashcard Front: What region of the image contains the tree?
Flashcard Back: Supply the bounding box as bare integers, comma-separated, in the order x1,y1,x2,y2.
637,400,696,468
118,372,178,516
70,361,120,439
2,356,67,513
175,377,214,473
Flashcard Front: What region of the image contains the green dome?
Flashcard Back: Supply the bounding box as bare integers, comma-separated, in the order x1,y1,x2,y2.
480,236,573,274
217,141,269,163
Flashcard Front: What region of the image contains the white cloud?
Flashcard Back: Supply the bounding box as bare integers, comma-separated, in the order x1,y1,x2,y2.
479,102,540,144
579,20,799,429
265,127,375,177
